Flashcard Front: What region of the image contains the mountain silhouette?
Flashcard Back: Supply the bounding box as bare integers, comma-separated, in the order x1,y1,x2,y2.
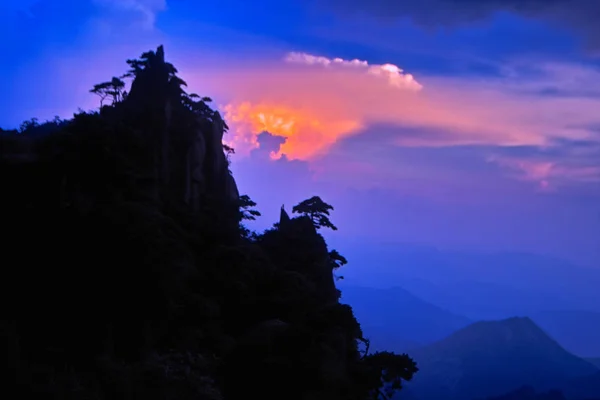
405,317,598,400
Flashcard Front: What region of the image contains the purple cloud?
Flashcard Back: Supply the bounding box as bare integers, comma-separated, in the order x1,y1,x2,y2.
312,0,600,50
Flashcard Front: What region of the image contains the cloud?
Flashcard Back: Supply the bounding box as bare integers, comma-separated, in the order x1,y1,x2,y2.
197,51,600,182
220,52,422,159
488,157,561,191
7,2,600,196
284,52,423,91
487,137,600,191
312,0,600,50
201,50,600,194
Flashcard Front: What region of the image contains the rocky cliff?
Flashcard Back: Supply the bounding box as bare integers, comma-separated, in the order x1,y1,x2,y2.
1,46,238,217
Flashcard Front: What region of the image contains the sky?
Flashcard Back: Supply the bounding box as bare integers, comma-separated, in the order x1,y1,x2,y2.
1,0,600,268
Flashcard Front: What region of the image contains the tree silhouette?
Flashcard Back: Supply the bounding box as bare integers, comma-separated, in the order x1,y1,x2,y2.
329,249,348,281
90,77,126,107
223,143,235,164
329,249,347,269
123,48,175,79
361,351,419,400
292,195,338,230
237,194,261,239
239,194,261,221
19,118,39,133
182,93,216,119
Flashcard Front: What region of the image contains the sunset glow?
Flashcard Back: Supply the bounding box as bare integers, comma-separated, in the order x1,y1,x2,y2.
223,101,362,159
208,53,600,164
3,0,600,267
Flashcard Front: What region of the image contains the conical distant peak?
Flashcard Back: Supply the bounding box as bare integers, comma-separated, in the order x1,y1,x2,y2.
467,316,541,334
500,316,536,327
430,316,555,351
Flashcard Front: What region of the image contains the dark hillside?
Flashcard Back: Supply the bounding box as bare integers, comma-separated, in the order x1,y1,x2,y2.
0,46,417,400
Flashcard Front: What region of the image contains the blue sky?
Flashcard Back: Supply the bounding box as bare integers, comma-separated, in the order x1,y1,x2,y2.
1,0,599,267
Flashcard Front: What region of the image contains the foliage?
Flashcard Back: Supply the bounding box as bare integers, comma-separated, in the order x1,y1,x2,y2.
90,77,127,107
238,194,261,221
361,350,419,400
0,45,417,400
19,117,39,132
238,194,261,239
292,195,338,231
329,249,348,281
329,249,348,269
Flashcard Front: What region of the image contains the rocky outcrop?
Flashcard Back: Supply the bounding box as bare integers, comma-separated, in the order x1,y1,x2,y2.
279,205,291,226
1,46,239,217
120,45,240,211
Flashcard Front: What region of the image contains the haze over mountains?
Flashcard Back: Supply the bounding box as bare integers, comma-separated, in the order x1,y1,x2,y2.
341,281,600,358
339,284,600,399
340,286,471,353
336,241,600,314
337,248,600,400
333,240,600,359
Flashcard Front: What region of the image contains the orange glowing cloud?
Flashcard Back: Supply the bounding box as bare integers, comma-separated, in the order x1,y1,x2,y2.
214,52,424,159
223,101,362,159
189,52,600,161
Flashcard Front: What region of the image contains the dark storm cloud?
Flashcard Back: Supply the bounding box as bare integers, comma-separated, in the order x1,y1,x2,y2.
316,0,600,50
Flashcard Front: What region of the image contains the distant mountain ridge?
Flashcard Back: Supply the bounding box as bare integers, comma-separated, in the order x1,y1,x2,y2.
337,242,600,317
337,241,600,358
404,317,599,400
339,285,471,352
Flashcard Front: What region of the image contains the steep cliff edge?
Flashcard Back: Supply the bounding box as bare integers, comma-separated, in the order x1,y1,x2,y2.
1,45,238,216
0,46,416,400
